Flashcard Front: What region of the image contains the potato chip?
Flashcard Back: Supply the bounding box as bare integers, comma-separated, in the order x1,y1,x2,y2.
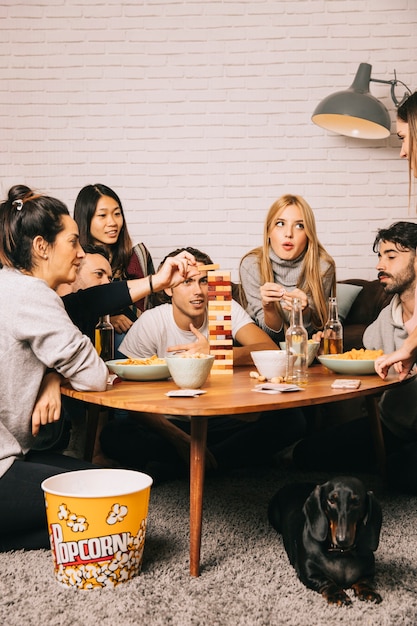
116,355,166,366
328,348,383,361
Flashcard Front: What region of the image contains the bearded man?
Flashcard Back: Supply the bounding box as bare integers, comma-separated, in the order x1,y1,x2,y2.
291,221,417,494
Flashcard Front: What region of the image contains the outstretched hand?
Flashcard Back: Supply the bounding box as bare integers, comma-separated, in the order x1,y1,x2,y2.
374,349,417,380
153,251,199,292
260,283,308,311
167,323,210,356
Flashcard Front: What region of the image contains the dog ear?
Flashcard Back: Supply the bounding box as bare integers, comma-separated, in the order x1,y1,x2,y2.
361,490,383,551
303,484,329,542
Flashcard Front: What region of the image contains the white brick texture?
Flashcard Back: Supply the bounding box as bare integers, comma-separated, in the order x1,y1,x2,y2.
1,0,416,280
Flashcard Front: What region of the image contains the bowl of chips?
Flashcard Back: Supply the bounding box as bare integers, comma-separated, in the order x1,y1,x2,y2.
317,348,383,375
106,356,170,381
165,353,215,389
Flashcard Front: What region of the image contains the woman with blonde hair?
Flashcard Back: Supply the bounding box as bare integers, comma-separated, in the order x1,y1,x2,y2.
239,194,336,342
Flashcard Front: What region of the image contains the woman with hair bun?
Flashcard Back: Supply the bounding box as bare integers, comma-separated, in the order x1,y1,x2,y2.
0,185,108,551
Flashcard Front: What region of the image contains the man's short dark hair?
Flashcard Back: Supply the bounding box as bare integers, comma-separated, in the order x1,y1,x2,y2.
158,247,213,270
83,243,110,261
373,222,417,253
154,247,214,305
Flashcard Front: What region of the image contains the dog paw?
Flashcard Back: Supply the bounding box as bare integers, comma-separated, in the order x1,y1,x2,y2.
323,589,352,606
353,586,382,604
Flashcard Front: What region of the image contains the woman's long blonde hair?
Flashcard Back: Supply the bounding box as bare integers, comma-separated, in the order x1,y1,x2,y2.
240,194,336,329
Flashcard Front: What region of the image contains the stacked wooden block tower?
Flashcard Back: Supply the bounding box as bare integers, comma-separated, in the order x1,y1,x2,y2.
207,266,233,374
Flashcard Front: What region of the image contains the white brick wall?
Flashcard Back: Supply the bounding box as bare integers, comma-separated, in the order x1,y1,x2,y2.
1,0,416,281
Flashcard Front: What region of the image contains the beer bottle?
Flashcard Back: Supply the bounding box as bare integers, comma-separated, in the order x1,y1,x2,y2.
323,297,343,355
95,315,114,361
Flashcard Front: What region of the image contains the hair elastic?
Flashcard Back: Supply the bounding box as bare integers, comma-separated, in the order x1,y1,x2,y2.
12,199,23,211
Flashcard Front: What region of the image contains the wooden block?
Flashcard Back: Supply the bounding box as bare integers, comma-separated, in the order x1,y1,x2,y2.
207,269,233,370
207,301,232,309
209,339,233,346
211,367,233,375
213,348,233,352
197,263,220,271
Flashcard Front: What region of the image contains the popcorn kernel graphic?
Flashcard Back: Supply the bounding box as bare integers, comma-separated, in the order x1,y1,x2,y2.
57,504,89,533
67,512,89,533
58,504,70,520
53,521,148,589
106,503,128,525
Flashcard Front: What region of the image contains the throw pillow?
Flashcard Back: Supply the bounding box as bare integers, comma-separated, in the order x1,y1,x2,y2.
336,283,363,322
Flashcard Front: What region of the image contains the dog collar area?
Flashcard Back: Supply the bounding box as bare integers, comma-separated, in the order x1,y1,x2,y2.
327,543,356,554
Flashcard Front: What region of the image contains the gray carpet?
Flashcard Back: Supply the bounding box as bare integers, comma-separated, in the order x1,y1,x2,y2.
1,466,417,626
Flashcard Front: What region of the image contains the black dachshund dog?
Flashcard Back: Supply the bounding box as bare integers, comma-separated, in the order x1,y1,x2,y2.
268,476,382,606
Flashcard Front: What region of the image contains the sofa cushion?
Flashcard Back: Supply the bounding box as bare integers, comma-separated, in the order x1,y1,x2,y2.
336,283,363,322
339,279,393,326
338,279,393,351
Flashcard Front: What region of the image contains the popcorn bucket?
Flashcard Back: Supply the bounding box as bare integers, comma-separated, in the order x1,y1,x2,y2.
41,469,153,589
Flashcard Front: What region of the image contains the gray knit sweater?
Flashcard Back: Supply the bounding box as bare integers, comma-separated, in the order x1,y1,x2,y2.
0,268,108,478
239,247,335,340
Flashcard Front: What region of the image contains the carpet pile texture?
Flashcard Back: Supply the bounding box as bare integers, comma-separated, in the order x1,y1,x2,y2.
1,467,416,625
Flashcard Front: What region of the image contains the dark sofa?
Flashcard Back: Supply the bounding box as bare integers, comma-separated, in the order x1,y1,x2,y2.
338,279,393,352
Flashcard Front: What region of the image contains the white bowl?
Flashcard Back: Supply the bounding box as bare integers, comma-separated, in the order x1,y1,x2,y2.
250,350,287,380
279,341,320,367
165,354,215,389
106,359,170,381
317,355,376,375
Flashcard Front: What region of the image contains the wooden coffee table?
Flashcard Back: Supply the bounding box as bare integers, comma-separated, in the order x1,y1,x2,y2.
61,364,404,576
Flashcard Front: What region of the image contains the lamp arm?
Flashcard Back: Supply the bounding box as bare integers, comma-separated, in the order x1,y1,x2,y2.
370,70,412,108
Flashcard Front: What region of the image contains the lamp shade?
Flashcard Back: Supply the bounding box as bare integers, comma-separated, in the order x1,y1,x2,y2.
312,63,391,139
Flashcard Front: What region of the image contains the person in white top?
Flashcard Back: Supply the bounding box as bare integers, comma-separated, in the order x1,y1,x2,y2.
120,252,275,364
101,247,307,481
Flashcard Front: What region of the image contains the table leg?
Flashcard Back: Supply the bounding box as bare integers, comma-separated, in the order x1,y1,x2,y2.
365,394,386,476
189,417,208,577
84,404,101,462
